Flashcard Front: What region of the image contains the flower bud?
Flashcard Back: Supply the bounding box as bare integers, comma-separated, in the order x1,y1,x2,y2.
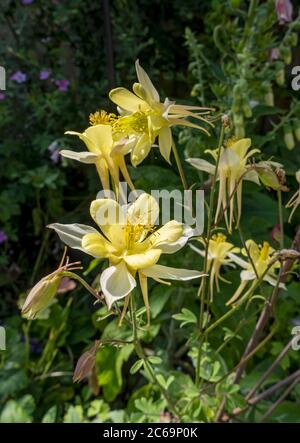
73,341,100,382
257,168,281,190
264,89,274,107
22,274,62,319
275,62,285,86
293,121,300,141
242,99,252,118
284,126,295,150
279,46,292,65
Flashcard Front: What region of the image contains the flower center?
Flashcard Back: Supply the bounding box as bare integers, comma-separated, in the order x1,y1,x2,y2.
259,241,270,261
113,111,148,136
124,222,154,249
89,110,118,126
212,233,227,244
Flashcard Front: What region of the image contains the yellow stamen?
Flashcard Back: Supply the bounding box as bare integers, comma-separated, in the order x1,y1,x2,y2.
113,111,148,135
259,241,270,261
212,233,227,243
89,110,118,126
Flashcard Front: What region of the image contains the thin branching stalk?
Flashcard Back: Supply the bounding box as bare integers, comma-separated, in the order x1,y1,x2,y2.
130,292,180,419
171,140,188,190
195,124,225,387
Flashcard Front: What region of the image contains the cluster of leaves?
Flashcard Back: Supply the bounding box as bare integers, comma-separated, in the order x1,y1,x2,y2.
1,0,300,423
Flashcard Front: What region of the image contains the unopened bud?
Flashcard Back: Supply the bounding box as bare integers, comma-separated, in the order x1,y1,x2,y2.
22,274,62,319
294,121,300,142
275,64,285,86
242,99,252,118
284,126,295,150
264,90,274,107
257,168,281,190
73,341,100,382
280,46,292,65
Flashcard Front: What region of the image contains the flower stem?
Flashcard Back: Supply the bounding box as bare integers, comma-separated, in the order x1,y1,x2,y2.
61,271,99,299
195,123,225,387
130,292,180,419
278,189,284,249
171,140,188,190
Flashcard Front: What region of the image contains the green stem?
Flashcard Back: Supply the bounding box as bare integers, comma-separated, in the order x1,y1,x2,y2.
130,292,180,419
61,271,98,299
278,189,284,249
203,257,280,337
30,230,50,285
195,124,225,387
171,140,188,190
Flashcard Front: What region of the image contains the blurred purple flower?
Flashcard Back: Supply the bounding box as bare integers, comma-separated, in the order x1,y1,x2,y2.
276,0,293,24
10,71,27,83
39,70,51,80
21,0,34,4
0,231,8,244
55,79,70,92
269,48,280,61
0,93,5,100
48,140,60,164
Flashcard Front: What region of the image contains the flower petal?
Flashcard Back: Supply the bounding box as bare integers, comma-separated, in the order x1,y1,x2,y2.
145,220,187,254
109,87,146,112
84,125,113,157
60,150,99,164
142,264,203,281
127,193,159,226
131,133,152,166
135,60,160,102
82,232,116,258
48,223,98,252
90,199,126,248
186,158,215,175
158,126,172,163
100,261,136,309
124,248,161,269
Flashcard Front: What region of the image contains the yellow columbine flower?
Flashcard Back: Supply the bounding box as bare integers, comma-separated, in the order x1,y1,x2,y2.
190,232,240,299
60,124,135,194
109,60,212,166
286,170,300,223
226,239,284,305
187,138,260,232
49,193,203,322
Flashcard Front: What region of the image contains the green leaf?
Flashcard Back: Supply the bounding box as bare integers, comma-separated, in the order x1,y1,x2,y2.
42,406,57,423
63,405,83,423
130,359,144,375
148,356,162,365
173,308,197,327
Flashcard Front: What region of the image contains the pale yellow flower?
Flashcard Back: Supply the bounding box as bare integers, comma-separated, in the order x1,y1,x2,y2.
286,170,300,223
187,138,260,232
109,60,212,166
190,232,239,298
49,193,203,322
61,124,135,193
227,239,284,305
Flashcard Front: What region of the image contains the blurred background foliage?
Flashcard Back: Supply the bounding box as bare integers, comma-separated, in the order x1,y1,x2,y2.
1,0,300,423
